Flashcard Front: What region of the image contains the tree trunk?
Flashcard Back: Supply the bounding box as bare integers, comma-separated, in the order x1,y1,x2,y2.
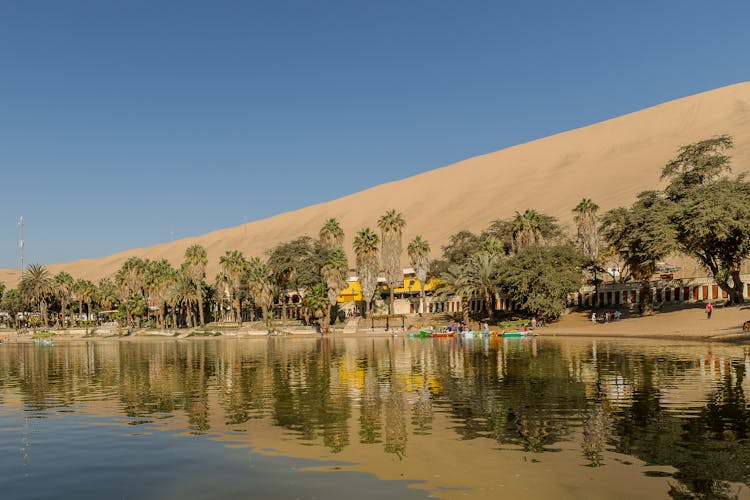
461,297,470,325
40,300,48,329
639,279,653,315
196,283,204,326
730,269,745,305
389,287,395,316
484,291,495,324
419,283,425,315
236,299,243,327
78,300,84,326
61,300,68,329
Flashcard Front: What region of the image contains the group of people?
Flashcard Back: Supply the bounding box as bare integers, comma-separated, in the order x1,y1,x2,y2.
591,309,622,324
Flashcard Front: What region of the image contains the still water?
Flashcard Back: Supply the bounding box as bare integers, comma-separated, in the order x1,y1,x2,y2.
1,336,749,499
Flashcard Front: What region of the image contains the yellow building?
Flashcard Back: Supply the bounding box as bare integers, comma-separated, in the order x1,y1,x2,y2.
337,269,439,304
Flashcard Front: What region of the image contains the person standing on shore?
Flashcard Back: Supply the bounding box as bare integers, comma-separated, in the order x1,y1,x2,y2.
706,302,713,319
591,312,597,324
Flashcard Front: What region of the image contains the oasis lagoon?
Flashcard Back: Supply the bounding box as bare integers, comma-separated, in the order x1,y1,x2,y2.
1,336,749,499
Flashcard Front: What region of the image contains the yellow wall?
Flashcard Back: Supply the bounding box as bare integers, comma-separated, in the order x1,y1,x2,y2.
337,275,439,303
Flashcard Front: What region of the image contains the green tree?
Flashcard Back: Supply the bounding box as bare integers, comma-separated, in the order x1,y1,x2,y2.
573,198,600,262
377,209,406,315
246,257,274,324
74,279,97,325
601,191,676,314
661,135,750,304
268,236,326,321
169,271,197,328
219,250,247,325
19,264,53,329
460,252,502,323
322,248,348,325
437,263,471,325
353,227,379,318
183,244,208,325
97,278,119,316
146,259,176,328
319,218,344,248
1,288,24,329
53,272,74,328
407,235,431,315
499,244,586,321
511,209,557,253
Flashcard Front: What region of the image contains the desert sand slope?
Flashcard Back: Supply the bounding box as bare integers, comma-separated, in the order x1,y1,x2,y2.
5,81,750,285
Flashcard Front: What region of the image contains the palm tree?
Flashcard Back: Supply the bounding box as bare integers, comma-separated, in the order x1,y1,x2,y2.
573,198,600,261
74,279,97,325
145,259,175,328
183,244,208,326
322,248,348,325
436,263,471,325
353,227,380,318
170,271,198,328
53,272,74,328
511,209,545,252
219,250,247,325
97,278,119,319
115,257,146,325
377,209,406,314
319,218,344,248
460,252,502,323
407,235,430,315
246,257,274,325
19,264,52,329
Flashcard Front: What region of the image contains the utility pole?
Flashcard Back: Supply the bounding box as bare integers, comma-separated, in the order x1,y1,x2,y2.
18,216,24,271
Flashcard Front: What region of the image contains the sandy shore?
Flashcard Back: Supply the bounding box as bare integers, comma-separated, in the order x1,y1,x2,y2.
3,304,750,344
541,303,750,342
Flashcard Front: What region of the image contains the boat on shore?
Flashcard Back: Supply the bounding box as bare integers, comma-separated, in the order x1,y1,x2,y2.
34,339,55,346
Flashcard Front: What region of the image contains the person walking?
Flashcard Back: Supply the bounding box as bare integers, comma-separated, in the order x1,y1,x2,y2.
591,312,597,324
706,302,713,320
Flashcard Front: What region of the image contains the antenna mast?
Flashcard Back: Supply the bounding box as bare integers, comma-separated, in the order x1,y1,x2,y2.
18,216,24,271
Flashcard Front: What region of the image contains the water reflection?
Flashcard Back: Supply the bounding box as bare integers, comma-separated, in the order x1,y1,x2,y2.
1,337,749,498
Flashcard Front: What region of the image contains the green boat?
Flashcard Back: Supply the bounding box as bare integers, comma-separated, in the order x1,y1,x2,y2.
502,331,530,337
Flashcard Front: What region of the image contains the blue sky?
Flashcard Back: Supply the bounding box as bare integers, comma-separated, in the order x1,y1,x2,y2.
2,0,749,269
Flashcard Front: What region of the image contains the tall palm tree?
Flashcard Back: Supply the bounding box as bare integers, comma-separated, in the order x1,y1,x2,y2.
353,227,380,318
145,259,175,328
219,250,247,325
97,278,119,315
246,257,274,325
377,209,406,314
322,248,348,325
183,244,208,326
53,271,74,328
74,279,97,324
460,252,502,323
19,264,53,328
573,198,600,261
407,235,430,315
511,209,545,252
169,271,198,328
319,218,344,248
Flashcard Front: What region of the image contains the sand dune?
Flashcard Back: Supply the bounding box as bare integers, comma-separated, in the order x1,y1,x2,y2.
4,81,750,285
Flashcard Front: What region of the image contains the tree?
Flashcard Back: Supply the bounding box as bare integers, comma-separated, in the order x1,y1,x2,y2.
661,135,733,201
53,272,74,328
499,244,586,321
353,227,379,318
1,289,23,329
601,191,676,314
74,279,97,325
573,198,600,262
460,252,502,323
510,209,558,253
97,278,119,315
322,248,348,325
115,257,146,325
268,236,326,321
219,250,247,325
319,218,344,248
377,209,406,315
169,271,197,328
407,235,430,315
661,135,750,304
19,264,52,329
246,257,274,325
437,264,471,325
183,244,208,326
145,259,176,328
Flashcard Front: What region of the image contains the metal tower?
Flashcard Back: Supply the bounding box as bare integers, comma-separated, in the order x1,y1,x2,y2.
18,216,24,271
